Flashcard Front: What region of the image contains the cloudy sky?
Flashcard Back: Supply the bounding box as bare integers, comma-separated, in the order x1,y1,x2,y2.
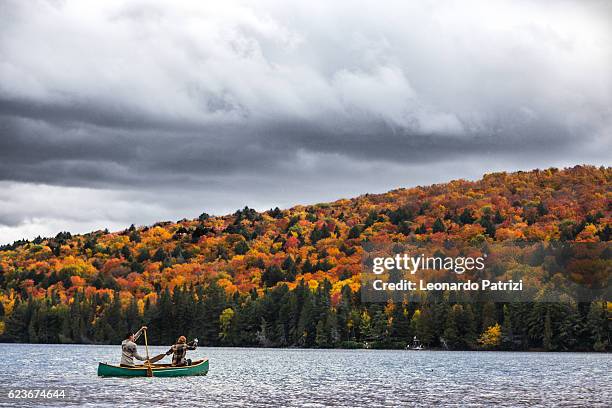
0,0,610,244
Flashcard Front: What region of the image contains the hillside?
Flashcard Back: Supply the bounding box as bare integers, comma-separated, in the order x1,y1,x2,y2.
0,165,609,350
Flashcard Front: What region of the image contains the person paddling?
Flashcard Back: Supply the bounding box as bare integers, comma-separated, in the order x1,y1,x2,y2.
165,336,198,366
120,326,148,367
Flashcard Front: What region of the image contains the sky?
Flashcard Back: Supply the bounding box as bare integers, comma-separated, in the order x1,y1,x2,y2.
0,0,611,244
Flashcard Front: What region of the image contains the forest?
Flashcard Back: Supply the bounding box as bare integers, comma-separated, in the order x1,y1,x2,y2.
0,166,609,351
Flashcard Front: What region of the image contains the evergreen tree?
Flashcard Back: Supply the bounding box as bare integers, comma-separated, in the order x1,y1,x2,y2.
390,303,412,344
347,225,362,239
262,265,284,288
125,297,141,334
199,282,227,346
459,209,476,225
586,301,609,351
152,248,167,262
443,305,461,349
4,301,29,342
415,224,427,234
414,308,436,346
481,302,497,332
432,218,446,233
543,309,554,351
234,240,249,255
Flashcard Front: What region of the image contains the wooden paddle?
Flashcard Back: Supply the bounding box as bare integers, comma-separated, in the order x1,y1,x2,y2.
148,353,166,364
143,328,153,377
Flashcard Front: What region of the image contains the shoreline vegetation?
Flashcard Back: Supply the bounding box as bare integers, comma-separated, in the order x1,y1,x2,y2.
1,342,608,353
0,166,609,352
0,281,608,352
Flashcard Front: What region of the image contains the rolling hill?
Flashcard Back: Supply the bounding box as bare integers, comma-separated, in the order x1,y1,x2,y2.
0,165,609,350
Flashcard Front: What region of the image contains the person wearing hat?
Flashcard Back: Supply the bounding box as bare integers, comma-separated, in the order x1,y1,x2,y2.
165,335,198,366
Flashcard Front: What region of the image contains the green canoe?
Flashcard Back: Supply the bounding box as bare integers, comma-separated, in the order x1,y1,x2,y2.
98,359,209,377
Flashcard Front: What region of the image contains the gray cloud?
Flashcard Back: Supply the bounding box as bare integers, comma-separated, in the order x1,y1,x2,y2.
0,0,610,243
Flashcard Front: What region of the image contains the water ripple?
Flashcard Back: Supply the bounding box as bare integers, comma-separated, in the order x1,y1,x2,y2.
0,345,609,407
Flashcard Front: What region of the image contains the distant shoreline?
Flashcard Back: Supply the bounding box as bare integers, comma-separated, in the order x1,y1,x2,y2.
1,342,609,353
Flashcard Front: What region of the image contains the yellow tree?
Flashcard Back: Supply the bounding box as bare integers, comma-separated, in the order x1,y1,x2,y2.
219,308,235,342
478,323,502,349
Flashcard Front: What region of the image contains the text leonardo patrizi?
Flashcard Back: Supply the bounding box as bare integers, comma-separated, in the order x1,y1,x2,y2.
369,254,523,292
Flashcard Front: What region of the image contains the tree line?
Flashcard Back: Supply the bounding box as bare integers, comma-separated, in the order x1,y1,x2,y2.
1,280,608,351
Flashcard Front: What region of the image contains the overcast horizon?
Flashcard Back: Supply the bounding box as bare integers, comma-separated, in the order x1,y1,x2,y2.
1,0,611,244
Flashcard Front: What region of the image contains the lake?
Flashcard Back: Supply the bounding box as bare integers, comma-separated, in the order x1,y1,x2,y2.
0,344,609,407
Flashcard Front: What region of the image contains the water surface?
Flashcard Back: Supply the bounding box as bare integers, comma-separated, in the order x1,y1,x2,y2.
0,344,609,407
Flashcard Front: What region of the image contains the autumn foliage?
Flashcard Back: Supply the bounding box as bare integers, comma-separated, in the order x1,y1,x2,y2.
0,165,609,350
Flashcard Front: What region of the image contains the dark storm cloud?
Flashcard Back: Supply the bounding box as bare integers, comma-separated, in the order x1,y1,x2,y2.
0,0,610,243
0,96,177,131
0,113,578,190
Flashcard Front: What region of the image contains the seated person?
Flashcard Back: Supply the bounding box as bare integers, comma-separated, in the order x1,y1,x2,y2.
166,335,197,366
120,326,148,367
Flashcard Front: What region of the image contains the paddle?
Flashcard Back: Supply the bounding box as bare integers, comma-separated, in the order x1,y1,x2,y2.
148,353,166,364
143,328,153,377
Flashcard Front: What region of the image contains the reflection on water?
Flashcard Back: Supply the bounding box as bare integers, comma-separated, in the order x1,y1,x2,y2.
0,344,609,407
